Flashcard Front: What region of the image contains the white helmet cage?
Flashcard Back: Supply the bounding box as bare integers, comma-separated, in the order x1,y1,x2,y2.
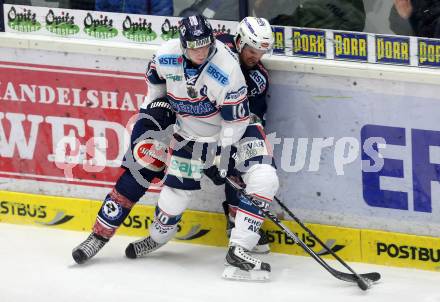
235,17,274,53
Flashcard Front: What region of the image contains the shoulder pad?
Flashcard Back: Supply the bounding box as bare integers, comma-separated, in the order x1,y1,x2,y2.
216,34,238,54
215,40,239,62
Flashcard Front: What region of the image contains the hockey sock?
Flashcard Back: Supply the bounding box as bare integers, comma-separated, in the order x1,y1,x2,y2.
93,188,136,239
149,205,182,244
93,169,158,239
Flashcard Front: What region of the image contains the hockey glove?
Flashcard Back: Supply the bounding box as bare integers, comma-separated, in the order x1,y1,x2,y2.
203,146,232,186
204,165,227,185
140,97,176,131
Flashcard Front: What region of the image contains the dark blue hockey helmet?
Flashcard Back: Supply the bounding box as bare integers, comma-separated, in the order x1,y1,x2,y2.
179,15,215,50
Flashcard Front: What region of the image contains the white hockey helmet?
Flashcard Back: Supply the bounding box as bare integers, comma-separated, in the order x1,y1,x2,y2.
235,17,274,53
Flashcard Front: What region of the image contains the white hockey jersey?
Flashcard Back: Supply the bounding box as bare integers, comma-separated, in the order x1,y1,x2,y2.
141,39,250,147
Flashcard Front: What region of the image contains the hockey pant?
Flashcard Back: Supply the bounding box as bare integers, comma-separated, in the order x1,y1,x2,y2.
154,124,279,250
146,135,205,244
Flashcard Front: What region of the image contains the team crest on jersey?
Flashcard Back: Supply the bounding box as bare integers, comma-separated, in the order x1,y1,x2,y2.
185,68,199,85
249,87,259,97
187,86,198,98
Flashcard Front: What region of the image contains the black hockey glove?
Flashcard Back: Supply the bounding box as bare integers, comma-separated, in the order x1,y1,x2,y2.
203,145,234,186
203,165,227,185
140,97,176,130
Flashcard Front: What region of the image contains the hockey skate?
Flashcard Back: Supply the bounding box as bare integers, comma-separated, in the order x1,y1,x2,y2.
222,244,271,281
125,236,164,259
252,229,270,254
224,201,270,254
72,233,109,264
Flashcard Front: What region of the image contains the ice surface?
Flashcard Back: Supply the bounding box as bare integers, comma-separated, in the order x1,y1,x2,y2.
0,223,439,302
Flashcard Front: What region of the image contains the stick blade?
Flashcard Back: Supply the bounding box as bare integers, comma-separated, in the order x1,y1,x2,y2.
360,272,381,282
357,277,373,291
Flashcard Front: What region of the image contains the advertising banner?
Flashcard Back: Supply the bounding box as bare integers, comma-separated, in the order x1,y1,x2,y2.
375,35,410,65
333,32,368,62
3,188,439,270
3,5,236,45
291,28,326,58
418,38,440,67
0,60,145,188
4,4,440,67
0,190,361,262
362,229,440,271
272,26,286,55
1,28,440,271
266,70,440,237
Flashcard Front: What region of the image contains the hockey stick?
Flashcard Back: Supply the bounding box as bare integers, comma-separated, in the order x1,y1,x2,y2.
225,177,380,290
273,196,380,284
171,134,379,289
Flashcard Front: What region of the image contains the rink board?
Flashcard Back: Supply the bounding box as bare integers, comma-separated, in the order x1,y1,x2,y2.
2,37,440,240
1,189,439,271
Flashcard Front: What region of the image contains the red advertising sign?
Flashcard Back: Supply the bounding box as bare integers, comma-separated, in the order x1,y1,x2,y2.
0,61,147,188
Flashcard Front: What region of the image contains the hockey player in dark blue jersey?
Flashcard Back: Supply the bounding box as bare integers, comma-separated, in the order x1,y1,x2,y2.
216,17,275,254
216,17,272,127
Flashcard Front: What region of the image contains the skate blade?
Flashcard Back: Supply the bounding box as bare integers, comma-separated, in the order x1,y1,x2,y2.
222,265,270,282
250,244,270,254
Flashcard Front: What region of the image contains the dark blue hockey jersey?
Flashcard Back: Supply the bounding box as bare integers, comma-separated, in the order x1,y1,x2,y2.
216,33,270,126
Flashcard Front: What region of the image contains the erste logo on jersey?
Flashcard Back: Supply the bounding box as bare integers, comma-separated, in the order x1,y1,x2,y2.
206,63,229,86
249,70,266,93
158,54,183,66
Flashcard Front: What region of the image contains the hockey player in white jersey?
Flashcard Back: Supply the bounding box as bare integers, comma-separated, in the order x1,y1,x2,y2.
72,16,278,280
